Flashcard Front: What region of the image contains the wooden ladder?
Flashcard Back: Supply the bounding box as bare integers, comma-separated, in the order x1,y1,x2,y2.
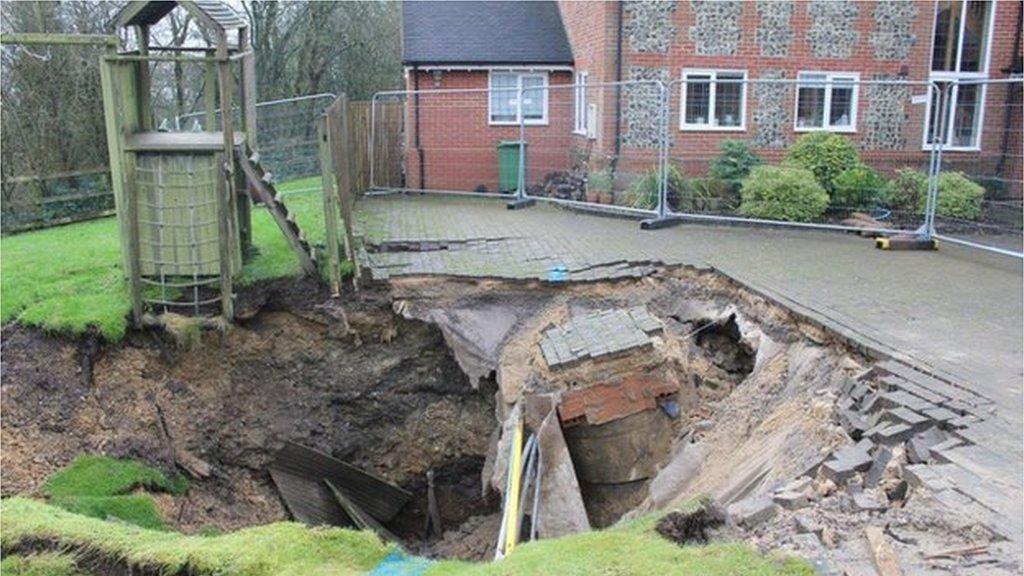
235,147,318,276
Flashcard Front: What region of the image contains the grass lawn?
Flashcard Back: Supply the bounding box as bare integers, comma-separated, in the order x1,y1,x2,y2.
1,177,329,341
1,496,811,576
0,498,390,576
1,552,87,576
42,455,189,531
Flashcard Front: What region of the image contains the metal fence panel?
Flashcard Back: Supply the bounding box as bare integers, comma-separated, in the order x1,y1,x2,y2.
932,78,1023,258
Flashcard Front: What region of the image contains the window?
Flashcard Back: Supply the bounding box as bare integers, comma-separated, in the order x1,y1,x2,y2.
574,71,589,135
679,70,746,131
489,72,548,125
924,0,993,150
795,72,858,132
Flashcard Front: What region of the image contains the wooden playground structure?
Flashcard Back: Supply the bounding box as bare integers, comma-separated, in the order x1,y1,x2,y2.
97,0,358,326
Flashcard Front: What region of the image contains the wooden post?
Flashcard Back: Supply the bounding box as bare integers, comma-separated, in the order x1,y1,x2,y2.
239,27,258,149
318,116,342,296
215,31,239,279
326,95,361,289
100,58,142,325
135,25,152,130
215,154,234,321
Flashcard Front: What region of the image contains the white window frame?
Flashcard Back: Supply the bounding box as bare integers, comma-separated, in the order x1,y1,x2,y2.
679,69,748,132
793,71,859,133
488,71,549,126
573,71,589,135
921,0,996,152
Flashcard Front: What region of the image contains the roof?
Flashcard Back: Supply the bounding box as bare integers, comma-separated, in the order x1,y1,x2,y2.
402,1,573,66
113,0,246,32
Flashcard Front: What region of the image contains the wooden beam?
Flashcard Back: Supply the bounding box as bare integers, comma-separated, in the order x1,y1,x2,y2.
326,95,362,289
239,27,258,149
135,25,152,131
100,59,142,326
215,155,234,321
215,30,240,282
318,116,342,296
1,33,118,47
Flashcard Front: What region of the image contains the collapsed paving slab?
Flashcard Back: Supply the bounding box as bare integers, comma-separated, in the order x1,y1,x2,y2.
539,307,663,369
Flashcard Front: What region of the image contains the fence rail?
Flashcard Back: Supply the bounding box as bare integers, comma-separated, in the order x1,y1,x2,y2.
369,76,1023,259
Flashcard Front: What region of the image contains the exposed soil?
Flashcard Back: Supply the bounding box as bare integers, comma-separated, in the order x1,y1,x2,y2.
8,267,986,574
1,279,498,553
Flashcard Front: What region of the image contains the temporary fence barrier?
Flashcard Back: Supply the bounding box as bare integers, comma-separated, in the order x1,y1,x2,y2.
930,78,1023,258
368,74,1023,260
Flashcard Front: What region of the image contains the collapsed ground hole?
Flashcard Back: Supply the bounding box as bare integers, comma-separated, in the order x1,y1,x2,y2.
2,269,869,566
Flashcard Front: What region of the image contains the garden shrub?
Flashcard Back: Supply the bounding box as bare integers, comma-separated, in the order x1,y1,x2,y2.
890,168,928,213
832,165,892,211
629,164,687,210
709,140,761,188
786,132,860,194
923,171,985,220
739,165,829,222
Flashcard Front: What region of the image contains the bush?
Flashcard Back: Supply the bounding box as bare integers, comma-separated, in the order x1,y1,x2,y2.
739,165,829,222
922,171,985,220
709,140,761,186
831,165,892,210
890,168,928,213
629,164,687,210
786,132,860,194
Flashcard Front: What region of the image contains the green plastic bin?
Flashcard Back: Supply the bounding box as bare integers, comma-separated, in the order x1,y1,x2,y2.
497,140,526,193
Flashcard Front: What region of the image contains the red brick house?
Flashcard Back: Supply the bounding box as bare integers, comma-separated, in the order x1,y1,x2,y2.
401,0,1022,197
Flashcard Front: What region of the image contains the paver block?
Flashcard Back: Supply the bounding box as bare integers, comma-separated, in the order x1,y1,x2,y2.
884,407,930,431
863,446,892,488
922,406,957,425
821,447,873,482
904,464,953,492
870,423,915,446
928,437,965,463
727,495,778,528
773,490,810,511
852,491,887,512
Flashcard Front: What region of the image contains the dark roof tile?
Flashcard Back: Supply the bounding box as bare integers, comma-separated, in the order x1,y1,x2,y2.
402,1,573,66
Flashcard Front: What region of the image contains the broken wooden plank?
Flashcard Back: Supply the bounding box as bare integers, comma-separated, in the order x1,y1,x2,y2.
270,441,412,523
325,478,400,544
269,468,351,527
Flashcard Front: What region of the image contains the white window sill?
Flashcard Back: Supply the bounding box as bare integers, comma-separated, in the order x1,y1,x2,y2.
794,126,857,134
489,120,549,127
679,124,746,132
921,144,981,152
572,129,588,136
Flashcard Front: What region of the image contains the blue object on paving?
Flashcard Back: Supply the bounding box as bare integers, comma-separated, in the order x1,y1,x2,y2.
548,264,568,282
368,550,434,576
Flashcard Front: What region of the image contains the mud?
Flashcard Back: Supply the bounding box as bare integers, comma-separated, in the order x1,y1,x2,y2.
6,267,966,571
1,280,498,551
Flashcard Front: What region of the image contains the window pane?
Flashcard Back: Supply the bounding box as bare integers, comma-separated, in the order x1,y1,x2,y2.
951,84,980,147
685,75,711,124
932,1,961,72
714,75,743,127
522,76,545,120
491,73,517,122
829,83,854,127
797,76,826,128
959,0,990,72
